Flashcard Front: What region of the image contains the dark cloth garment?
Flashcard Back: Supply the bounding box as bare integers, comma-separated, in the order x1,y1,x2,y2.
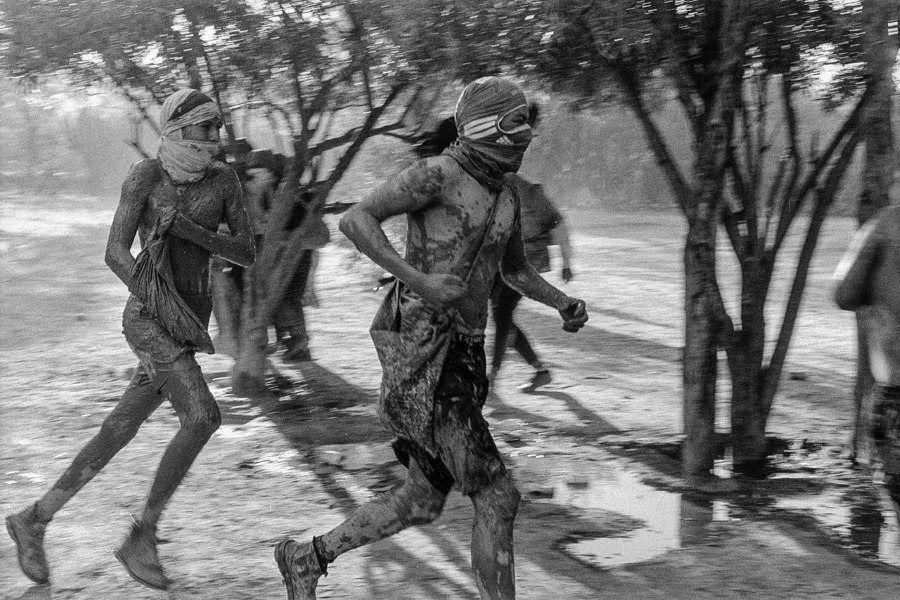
128,230,213,354
443,143,507,192
490,275,540,371
872,384,900,502
392,335,507,496
513,176,561,273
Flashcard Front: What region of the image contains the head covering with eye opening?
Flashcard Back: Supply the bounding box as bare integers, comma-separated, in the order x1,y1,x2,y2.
442,77,532,191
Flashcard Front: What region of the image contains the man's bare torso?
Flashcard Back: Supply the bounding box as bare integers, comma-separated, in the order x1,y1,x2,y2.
121,158,243,315
400,156,519,333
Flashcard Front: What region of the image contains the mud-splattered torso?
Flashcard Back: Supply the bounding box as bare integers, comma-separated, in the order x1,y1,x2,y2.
125,158,243,321
400,156,520,333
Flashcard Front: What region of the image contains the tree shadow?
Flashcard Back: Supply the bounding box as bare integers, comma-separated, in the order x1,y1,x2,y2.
489,388,621,437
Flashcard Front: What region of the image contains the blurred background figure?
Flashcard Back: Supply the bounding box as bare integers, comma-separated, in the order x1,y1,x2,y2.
214,145,317,362
834,204,900,511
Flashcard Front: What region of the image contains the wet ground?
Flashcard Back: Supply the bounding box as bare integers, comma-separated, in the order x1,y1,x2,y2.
2,191,900,598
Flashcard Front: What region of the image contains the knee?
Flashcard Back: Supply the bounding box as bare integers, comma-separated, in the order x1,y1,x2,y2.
181,395,221,438
181,402,222,438
396,486,446,527
474,475,520,522
99,409,144,444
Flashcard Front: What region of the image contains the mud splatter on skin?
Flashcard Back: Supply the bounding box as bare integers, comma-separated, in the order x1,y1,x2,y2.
400,157,522,331
107,159,253,308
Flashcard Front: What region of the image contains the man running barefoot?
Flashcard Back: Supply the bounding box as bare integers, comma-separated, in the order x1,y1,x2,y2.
274,77,587,600
5,89,255,590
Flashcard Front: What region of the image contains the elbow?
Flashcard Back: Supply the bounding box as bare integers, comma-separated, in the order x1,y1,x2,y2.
105,245,121,273
338,210,359,243
833,281,860,312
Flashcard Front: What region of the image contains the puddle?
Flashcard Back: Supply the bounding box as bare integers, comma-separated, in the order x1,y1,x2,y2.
557,468,684,567
536,445,899,570
775,488,900,567
714,440,900,567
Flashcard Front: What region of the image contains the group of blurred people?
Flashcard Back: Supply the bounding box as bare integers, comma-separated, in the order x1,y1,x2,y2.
212,140,317,362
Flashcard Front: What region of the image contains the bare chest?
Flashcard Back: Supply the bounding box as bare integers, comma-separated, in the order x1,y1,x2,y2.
407,178,517,272
141,176,226,233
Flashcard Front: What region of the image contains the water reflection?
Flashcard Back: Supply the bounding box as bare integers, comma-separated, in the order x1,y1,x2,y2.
543,462,898,569
774,486,900,567
549,468,688,567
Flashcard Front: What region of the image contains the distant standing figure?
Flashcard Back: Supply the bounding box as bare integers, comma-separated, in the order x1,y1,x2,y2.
834,205,900,507
5,89,255,590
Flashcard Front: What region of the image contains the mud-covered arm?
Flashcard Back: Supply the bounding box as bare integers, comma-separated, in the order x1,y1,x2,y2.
501,217,572,311
551,216,574,280
170,171,256,267
105,162,149,288
833,216,881,311
501,217,588,331
339,159,464,307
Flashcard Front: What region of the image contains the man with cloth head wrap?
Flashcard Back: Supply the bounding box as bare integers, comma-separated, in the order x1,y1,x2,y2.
6,89,255,591
273,77,588,600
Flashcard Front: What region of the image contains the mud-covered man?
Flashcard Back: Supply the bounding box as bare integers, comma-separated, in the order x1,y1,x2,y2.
834,204,900,509
273,77,588,600
5,89,255,590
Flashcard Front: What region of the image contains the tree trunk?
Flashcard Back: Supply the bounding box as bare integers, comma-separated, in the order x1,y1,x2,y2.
210,259,242,358
729,259,769,470
682,216,720,478
231,262,270,397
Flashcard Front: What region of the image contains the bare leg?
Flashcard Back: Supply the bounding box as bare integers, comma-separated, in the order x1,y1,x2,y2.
36,371,164,519
470,473,520,600
115,358,220,591
509,327,542,371
317,460,447,561
140,361,221,528
490,281,523,376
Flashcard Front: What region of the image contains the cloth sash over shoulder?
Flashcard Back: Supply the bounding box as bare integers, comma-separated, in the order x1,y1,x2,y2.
128,218,214,355
369,176,516,454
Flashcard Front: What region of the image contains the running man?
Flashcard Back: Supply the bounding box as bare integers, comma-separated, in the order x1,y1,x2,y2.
5,89,255,590
273,77,588,599
834,204,900,507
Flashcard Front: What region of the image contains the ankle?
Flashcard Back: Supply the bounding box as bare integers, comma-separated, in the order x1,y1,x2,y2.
31,502,52,524
311,536,330,576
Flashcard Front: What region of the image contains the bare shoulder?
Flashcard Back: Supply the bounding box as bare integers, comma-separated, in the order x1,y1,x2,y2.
397,155,464,194
123,158,161,186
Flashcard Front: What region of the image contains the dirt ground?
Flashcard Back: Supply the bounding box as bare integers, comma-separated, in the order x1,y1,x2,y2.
2,190,900,599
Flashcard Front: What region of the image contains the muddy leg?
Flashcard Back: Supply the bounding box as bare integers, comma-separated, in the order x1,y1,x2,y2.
36,369,164,519
470,472,519,600
139,360,221,527
316,460,447,562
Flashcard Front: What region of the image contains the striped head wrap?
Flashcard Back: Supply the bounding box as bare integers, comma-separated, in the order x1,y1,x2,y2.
443,77,532,191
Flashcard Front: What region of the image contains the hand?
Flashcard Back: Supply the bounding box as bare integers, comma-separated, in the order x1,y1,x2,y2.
156,206,179,236
562,266,573,283
559,298,588,332
414,272,468,309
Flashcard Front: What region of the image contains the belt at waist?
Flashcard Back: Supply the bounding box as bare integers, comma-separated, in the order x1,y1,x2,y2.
452,331,485,345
